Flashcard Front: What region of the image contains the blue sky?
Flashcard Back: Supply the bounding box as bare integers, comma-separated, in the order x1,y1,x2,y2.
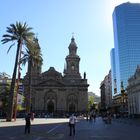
0,0,139,95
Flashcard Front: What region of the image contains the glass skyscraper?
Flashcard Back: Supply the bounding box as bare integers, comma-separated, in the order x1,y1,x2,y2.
112,2,140,96
110,48,117,96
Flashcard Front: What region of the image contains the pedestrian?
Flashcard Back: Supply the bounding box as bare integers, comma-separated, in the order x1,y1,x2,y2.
93,112,96,122
107,113,112,124
25,113,31,134
31,112,35,121
69,113,77,136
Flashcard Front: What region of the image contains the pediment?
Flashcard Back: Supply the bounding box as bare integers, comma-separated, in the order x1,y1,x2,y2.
42,67,62,79
36,79,65,87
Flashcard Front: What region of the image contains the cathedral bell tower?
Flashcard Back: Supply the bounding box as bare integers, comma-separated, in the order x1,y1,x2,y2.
64,37,81,79
29,37,42,76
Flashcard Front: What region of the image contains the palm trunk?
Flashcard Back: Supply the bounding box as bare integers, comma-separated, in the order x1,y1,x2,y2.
14,43,22,121
26,57,32,113
6,40,21,121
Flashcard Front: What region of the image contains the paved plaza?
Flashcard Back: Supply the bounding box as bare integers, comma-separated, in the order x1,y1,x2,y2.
0,117,140,140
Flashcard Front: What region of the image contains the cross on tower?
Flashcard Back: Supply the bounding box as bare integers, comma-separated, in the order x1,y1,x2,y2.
72,32,74,38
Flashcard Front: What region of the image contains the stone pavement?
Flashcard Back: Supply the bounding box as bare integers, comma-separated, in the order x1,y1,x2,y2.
0,118,69,127
113,117,140,126
0,117,140,140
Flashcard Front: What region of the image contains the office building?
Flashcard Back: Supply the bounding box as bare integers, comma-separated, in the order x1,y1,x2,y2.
112,2,140,95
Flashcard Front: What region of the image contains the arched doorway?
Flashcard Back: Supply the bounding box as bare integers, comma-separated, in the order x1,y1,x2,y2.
67,94,78,113
47,100,54,113
69,103,75,113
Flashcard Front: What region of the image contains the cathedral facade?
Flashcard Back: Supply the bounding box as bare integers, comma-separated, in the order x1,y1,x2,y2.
24,37,89,114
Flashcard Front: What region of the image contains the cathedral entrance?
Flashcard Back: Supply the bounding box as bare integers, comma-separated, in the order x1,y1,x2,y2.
69,103,75,113
47,101,54,113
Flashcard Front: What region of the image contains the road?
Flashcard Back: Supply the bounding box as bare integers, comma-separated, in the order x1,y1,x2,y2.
0,117,140,140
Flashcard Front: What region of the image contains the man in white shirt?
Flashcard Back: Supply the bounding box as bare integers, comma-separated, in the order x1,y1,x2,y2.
69,113,76,136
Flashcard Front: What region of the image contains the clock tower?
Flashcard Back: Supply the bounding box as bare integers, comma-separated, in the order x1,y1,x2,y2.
64,37,81,79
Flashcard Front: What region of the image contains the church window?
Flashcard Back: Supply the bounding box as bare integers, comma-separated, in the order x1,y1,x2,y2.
71,65,75,70
71,62,75,70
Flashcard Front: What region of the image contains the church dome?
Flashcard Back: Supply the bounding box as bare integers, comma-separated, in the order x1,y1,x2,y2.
67,37,79,56
68,37,77,49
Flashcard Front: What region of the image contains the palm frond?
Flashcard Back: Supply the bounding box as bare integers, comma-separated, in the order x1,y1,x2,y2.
7,43,15,53
1,38,11,44
1,35,17,43
20,67,22,71
2,21,35,50
3,34,14,38
20,56,29,66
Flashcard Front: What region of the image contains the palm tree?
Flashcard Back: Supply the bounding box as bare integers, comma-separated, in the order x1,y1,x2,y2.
21,37,43,113
1,22,34,121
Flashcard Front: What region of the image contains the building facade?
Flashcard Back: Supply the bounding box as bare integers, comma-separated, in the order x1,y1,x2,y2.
127,66,140,117
100,70,112,110
24,37,89,114
112,2,140,95
110,48,117,96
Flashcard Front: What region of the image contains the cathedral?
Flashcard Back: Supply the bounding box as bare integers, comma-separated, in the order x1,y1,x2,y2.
24,37,89,114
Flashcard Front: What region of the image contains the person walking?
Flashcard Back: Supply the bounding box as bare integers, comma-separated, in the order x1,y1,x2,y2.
25,113,31,134
107,112,112,124
31,112,35,121
93,112,96,122
69,113,77,136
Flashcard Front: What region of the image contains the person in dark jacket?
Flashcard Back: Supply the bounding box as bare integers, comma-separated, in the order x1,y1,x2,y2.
25,113,31,134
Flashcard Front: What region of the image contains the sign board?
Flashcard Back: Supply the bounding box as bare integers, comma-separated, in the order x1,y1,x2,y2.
18,85,24,92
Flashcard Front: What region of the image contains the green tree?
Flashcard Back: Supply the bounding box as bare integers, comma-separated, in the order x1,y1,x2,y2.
21,37,43,113
0,82,10,117
88,96,94,111
1,22,34,121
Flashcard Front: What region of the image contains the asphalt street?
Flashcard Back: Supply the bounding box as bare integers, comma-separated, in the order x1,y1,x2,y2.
0,117,140,140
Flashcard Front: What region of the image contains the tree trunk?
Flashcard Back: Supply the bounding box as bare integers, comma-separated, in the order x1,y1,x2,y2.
26,57,32,113
6,40,21,121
